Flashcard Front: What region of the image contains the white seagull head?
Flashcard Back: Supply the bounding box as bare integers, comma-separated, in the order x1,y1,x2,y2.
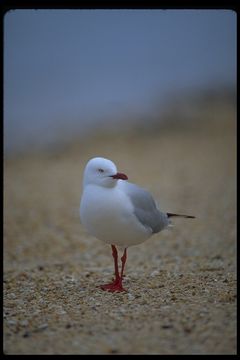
83,157,128,188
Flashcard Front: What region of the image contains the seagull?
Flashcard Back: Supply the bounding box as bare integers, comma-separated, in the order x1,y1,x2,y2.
80,157,195,292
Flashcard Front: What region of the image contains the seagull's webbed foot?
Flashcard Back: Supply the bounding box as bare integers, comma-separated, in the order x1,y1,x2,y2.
100,279,126,292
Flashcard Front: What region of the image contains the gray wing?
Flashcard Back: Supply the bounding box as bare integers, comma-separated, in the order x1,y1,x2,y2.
123,182,169,234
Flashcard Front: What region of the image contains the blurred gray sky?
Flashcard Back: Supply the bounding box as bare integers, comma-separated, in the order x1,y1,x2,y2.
4,9,236,152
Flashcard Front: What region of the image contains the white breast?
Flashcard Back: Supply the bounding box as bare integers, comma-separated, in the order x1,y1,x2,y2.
80,184,152,247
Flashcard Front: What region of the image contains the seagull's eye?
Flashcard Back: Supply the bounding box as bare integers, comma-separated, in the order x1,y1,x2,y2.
98,168,104,173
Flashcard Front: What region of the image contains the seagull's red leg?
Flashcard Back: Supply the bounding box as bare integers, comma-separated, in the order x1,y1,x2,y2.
111,244,120,283
120,248,127,280
100,245,127,292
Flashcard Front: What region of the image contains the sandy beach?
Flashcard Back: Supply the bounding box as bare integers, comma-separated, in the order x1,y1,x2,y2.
4,104,236,354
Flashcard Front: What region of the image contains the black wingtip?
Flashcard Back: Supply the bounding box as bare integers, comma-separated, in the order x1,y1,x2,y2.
167,212,196,219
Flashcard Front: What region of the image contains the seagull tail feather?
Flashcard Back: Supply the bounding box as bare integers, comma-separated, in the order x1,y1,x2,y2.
167,212,195,219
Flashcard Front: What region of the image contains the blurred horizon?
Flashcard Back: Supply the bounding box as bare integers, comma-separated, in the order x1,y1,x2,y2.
4,9,236,154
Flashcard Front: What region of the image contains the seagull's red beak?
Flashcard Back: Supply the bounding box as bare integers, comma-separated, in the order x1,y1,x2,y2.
111,172,128,180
